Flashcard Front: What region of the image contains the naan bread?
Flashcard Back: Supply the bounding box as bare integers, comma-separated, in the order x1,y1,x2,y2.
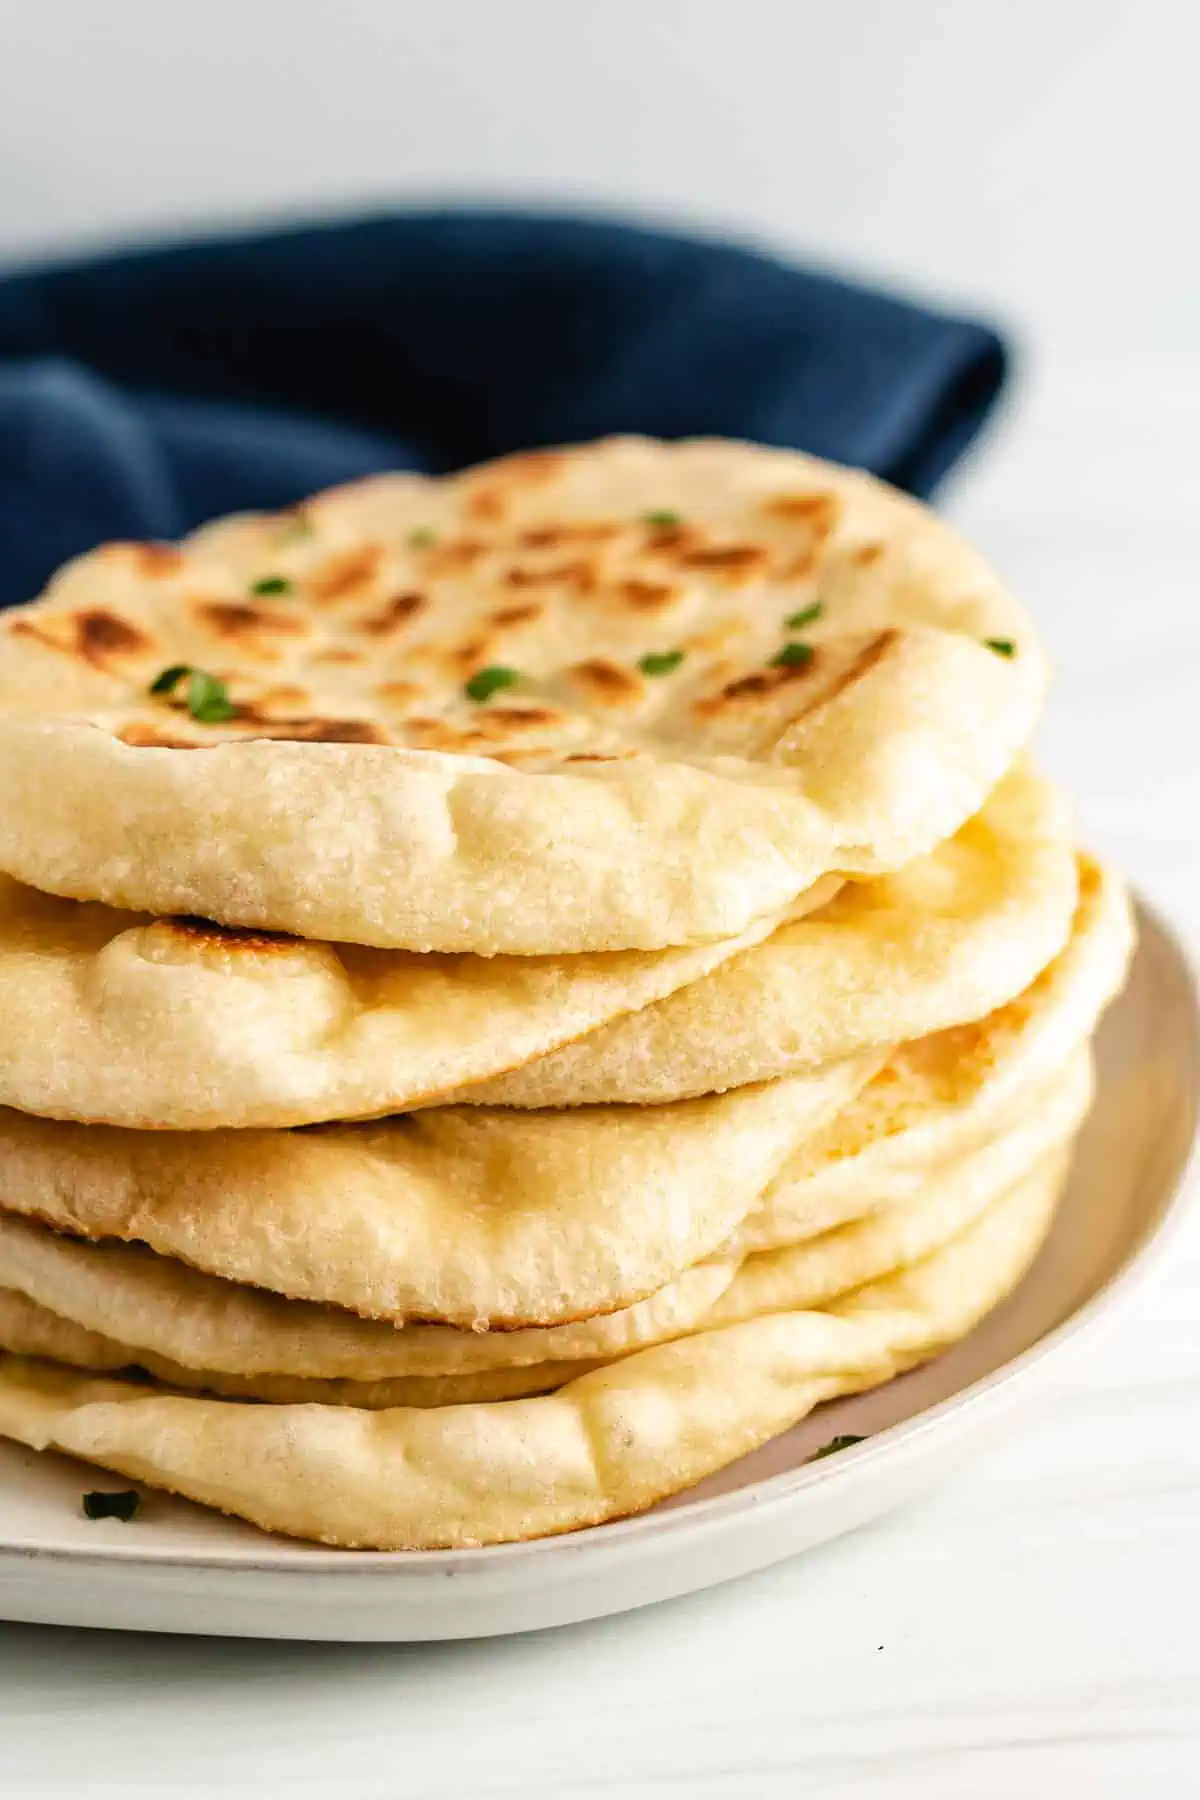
0,1296,584,1408
0,877,800,1129
751,857,1129,1248
0,1055,878,1328
0,767,1068,1131
0,439,1044,953
0,1155,1064,1548
0,858,1126,1333
449,766,1077,1108
0,1213,740,1381
743,1047,1093,1252
0,1096,1081,1408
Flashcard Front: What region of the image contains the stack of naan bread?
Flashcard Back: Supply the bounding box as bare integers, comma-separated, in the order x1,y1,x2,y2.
0,439,1132,1549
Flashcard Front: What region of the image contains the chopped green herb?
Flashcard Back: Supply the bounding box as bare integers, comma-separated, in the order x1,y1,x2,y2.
148,665,236,724
811,1434,866,1461
985,637,1016,657
465,665,520,703
250,575,292,596
785,602,823,630
187,670,236,723
275,514,312,544
148,663,191,696
638,649,685,677
769,640,815,670
642,509,682,529
82,1489,141,1521
408,527,438,549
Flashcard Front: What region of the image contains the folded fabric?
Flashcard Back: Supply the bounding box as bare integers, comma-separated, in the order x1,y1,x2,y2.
0,209,1007,603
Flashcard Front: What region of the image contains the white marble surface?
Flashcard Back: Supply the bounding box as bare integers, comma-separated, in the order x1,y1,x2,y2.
0,367,1198,1796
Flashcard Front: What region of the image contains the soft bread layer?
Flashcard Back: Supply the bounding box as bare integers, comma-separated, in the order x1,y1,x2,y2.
0,768,1073,1131
0,1057,1092,1394
747,858,1132,1247
0,1153,1067,1549
0,1055,881,1329
0,876,799,1130
0,856,1130,1331
453,768,1077,1108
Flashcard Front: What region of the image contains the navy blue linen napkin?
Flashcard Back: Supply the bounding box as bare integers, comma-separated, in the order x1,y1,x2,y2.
0,210,1007,603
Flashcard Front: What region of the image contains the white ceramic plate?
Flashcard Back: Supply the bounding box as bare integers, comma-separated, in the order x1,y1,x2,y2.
0,897,1195,1641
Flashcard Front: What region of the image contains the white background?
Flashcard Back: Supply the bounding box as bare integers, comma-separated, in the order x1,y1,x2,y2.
1,3,1199,1794
1,0,1197,374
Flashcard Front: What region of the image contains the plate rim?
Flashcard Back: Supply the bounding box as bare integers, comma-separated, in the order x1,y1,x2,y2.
2,890,1196,1585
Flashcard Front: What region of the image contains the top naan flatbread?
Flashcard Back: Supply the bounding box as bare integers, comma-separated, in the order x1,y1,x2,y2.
0,439,1043,953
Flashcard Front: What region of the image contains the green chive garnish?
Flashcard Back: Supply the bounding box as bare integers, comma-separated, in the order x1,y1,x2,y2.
642,509,682,529
465,665,520,703
149,663,191,696
148,665,236,724
770,641,815,670
811,1435,866,1461
250,575,292,596
785,602,823,630
187,671,236,723
985,637,1016,657
408,527,437,549
82,1490,141,1521
638,649,685,677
